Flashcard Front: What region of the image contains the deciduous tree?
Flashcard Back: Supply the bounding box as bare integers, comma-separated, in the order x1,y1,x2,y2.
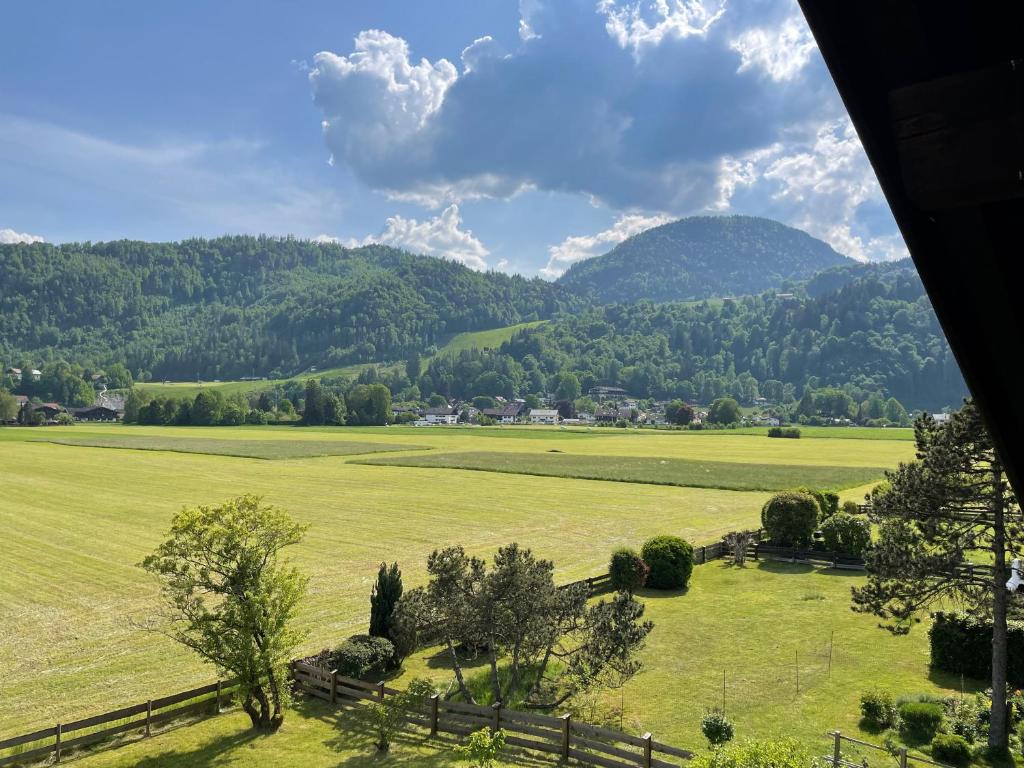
141,494,308,731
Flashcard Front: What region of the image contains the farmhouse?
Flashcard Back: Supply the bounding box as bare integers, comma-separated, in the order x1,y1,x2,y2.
71,405,121,422
424,406,459,425
5,367,22,382
528,408,559,425
32,402,65,421
590,385,628,400
482,403,524,424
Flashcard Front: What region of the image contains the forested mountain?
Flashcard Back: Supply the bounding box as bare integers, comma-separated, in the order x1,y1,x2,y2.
0,236,578,380
556,216,849,303
418,266,966,411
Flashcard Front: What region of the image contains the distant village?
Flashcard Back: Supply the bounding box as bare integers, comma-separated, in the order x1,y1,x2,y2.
2,366,125,424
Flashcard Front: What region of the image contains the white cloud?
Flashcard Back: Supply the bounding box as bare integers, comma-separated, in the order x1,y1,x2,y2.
318,205,491,270
541,212,672,278
461,36,507,73
599,0,727,53
729,14,817,82
717,118,908,262
0,228,44,244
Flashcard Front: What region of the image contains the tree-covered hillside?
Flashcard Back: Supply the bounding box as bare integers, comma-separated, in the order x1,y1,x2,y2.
419,265,965,411
556,215,849,303
0,236,578,380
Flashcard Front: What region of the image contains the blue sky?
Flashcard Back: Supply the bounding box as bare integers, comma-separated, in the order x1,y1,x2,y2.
0,0,906,276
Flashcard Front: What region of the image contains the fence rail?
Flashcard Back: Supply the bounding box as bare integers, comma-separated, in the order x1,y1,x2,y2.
0,680,236,767
824,731,953,768
292,660,692,768
750,544,865,570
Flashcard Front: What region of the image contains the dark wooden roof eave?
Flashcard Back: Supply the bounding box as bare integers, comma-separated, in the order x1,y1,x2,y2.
798,0,1024,496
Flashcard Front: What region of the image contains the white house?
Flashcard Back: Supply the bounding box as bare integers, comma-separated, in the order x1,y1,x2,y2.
932,413,951,424
424,406,459,425
529,408,559,425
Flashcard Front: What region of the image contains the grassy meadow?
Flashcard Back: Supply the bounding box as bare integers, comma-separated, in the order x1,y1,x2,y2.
1,421,918,756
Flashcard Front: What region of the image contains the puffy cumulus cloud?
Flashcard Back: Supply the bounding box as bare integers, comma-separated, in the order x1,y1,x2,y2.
717,119,907,262
0,228,44,244
319,205,491,270
540,212,672,278
599,0,727,52
730,14,817,81
309,0,838,213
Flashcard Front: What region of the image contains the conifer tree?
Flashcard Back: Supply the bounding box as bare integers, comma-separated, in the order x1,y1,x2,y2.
852,402,1022,750
369,562,403,639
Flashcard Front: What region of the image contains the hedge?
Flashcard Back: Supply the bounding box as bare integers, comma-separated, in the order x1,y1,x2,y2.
929,611,1024,686
761,492,819,547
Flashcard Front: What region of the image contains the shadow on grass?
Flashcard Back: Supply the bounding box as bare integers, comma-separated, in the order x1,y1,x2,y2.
635,585,689,600
119,730,259,768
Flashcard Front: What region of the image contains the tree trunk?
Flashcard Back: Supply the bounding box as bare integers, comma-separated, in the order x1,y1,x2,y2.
487,634,503,705
251,683,273,730
266,667,285,730
241,692,261,729
446,638,475,704
988,463,1009,751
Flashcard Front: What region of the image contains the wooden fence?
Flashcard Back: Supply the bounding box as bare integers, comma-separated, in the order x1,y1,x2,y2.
824,731,953,768
749,543,865,570
0,680,236,767
292,660,692,768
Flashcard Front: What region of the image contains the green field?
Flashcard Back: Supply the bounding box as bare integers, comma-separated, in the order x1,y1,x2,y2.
36,436,424,460
0,422,917,753
357,450,887,491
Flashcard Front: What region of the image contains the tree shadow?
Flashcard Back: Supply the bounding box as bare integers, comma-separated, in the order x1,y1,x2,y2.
121,729,260,768
635,585,689,599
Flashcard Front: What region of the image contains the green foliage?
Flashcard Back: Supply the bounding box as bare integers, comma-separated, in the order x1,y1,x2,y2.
0,388,20,422
760,492,819,547
767,426,801,438
795,487,839,520
929,613,1024,687
899,702,943,743
930,733,972,766
332,635,396,679
860,689,899,729
140,494,308,730
944,697,983,743
665,399,694,425
692,738,815,768
820,513,871,556
364,677,435,752
454,727,506,768
842,499,861,516
0,237,575,381
346,383,391,425
369,562,403,639
609,548,649,592
701,709,735,747
708,397,741,425
640,535,694,589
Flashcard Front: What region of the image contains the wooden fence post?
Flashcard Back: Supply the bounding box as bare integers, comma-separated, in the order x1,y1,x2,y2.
491,702,502,732
642,732,653,767
146,699,153,737
330,670,338,704
832,731,841,767
899,747,908,768
430,694,439,736
561,713,571,759
55,723,62,763
216,680,223,713
376,681,386,701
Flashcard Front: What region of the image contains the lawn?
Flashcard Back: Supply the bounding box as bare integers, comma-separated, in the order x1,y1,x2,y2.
61,562,967,768
36,436,424,460
0,423,914,740
355,451,887,491
63,701,539,768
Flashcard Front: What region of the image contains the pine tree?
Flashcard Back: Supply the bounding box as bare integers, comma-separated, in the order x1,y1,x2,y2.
369,562,403,639
852,401,1022,750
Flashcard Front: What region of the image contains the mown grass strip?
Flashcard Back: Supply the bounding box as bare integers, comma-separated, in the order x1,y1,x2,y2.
36,437,426,460
353,451,887,491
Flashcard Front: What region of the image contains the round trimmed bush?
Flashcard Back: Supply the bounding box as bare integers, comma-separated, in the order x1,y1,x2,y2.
640,535,694,589
701,709,735,747
899,702,943,743
820,513,872,556
931,733,971,767
761,492,819,548
609,548,649,592
332,634,396,679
